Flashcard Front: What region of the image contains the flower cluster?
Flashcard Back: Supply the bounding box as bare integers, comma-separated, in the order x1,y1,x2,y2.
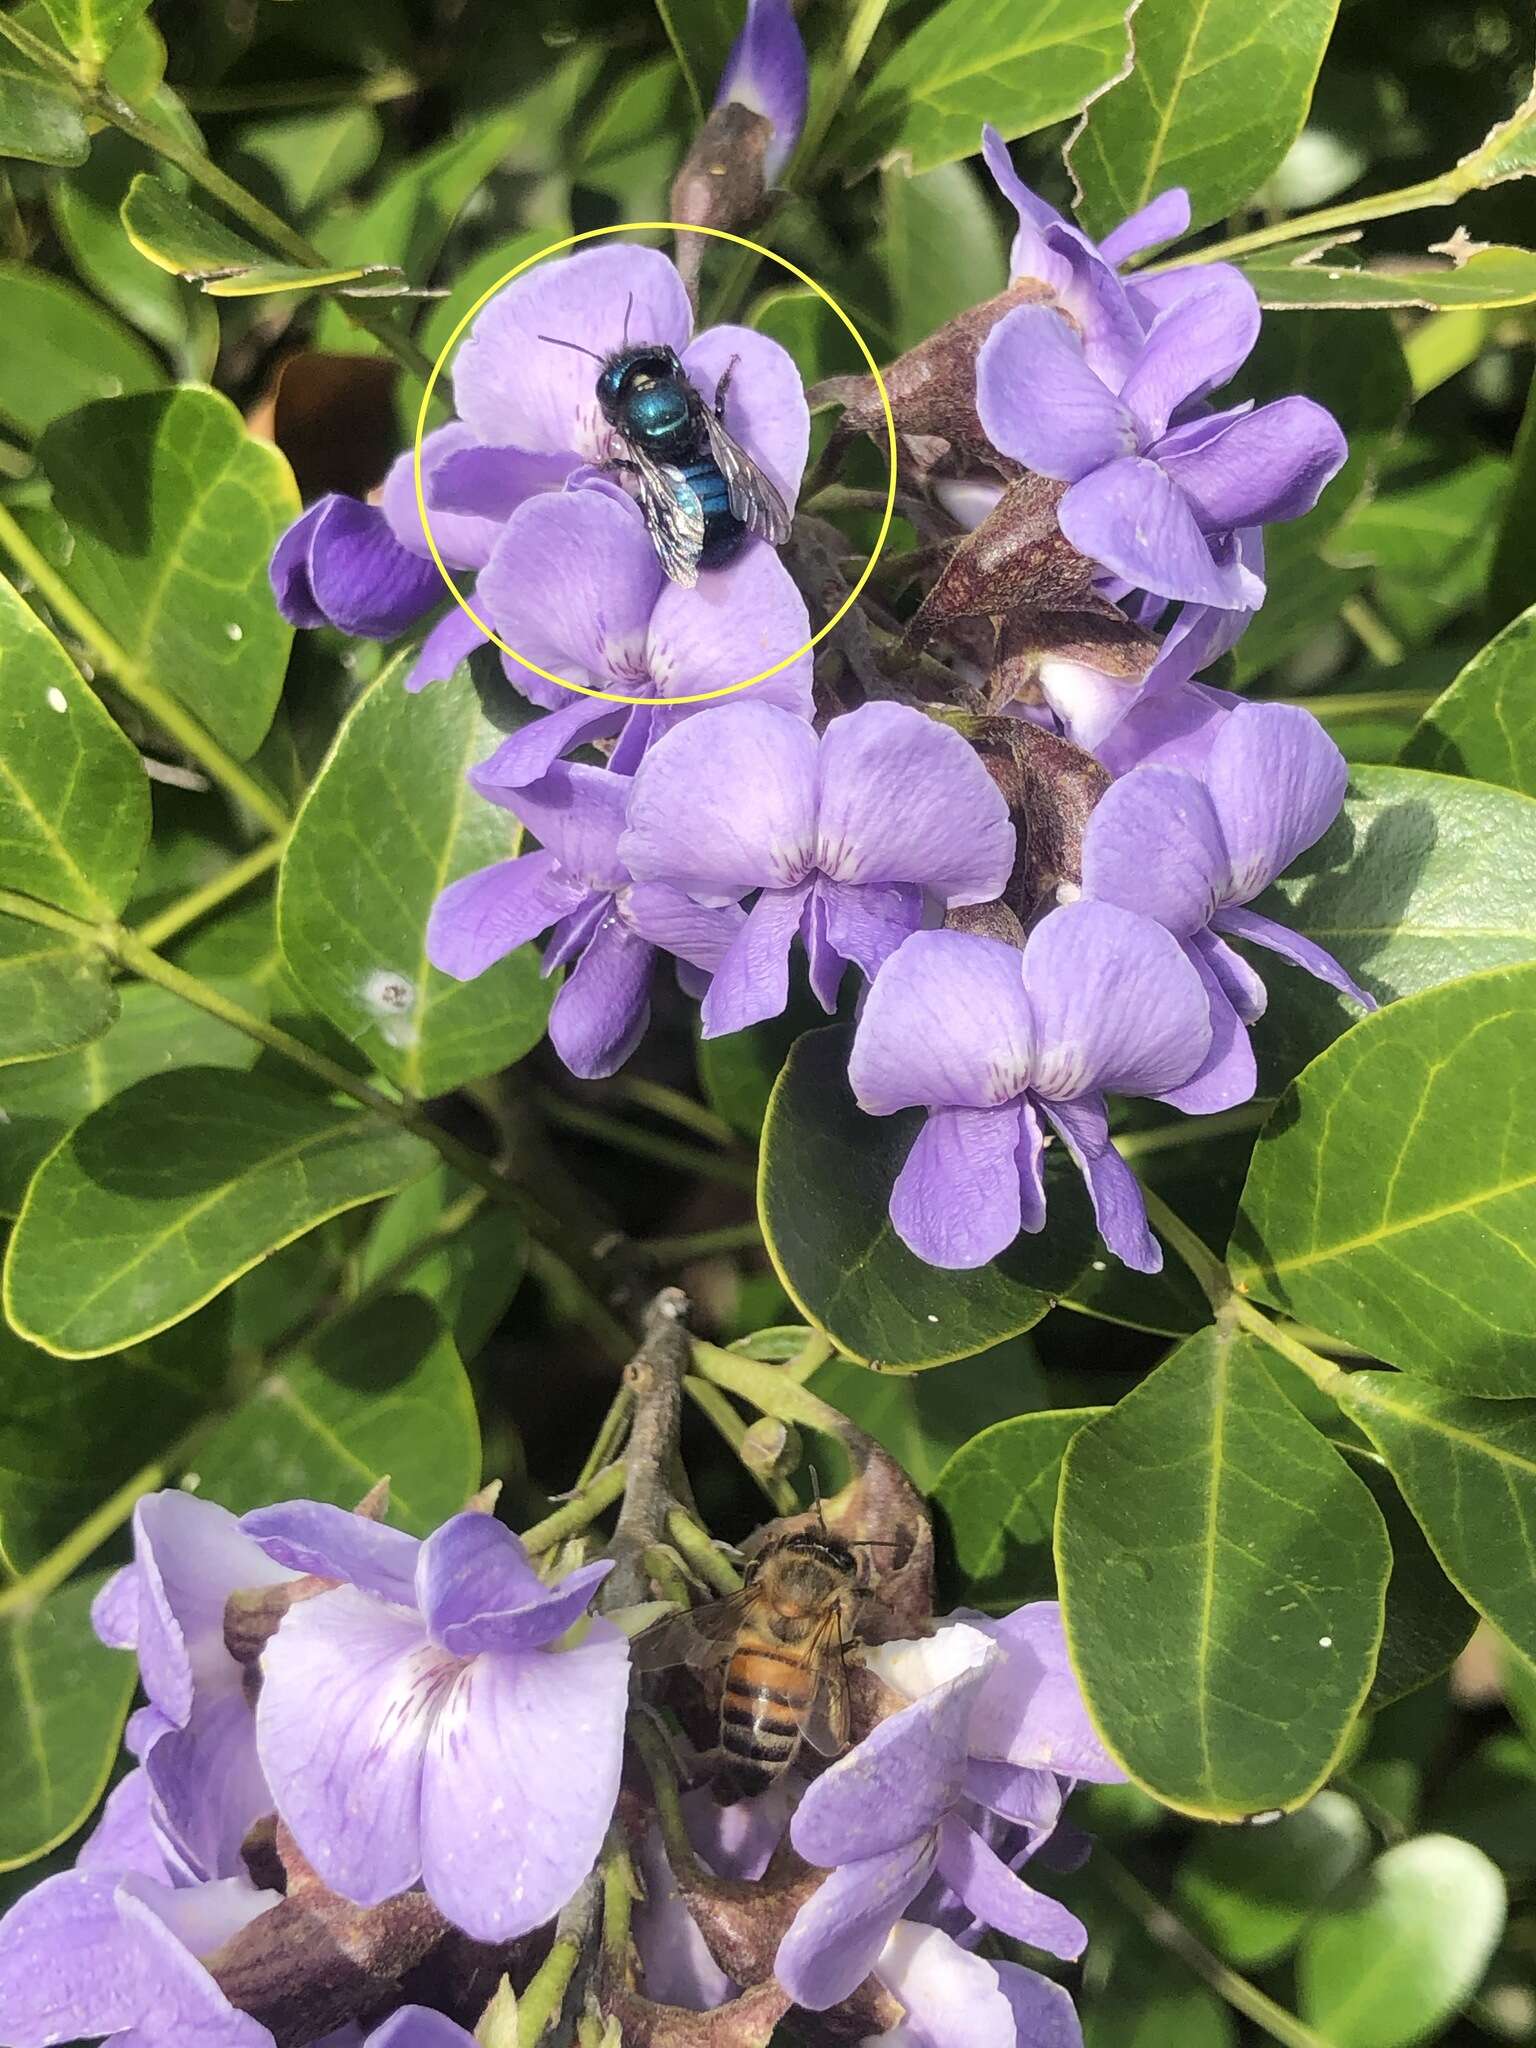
0,1480,1114,2048
269,110,1373,1279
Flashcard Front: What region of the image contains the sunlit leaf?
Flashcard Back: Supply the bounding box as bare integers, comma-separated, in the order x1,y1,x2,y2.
1403,601,1536,798
0,264,161,440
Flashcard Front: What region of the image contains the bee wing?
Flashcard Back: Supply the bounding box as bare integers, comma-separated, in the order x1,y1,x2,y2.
701,411,793,547
631,1588,754,1673
626,441,705,587
800,1612,853,1759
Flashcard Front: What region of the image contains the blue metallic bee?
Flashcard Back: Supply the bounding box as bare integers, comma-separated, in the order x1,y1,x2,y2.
538,310,792,587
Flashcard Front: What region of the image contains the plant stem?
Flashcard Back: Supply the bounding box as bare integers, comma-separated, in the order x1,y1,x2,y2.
664,1505,743,1594
608,1074,737,1149
692,1337,851,1435
684,1375,799,1514
1097,1853,1335,2048
1339,597,1407,668
642,1542,693,1608
653,0,706,126
0,503,291,836
514,1916,586,2047
1145,171,1462,274
179,67,419,113
1113,1101,1272,1162
539,1093,756,1191
0,1458,164,1615
523,1241,633,1365
600,1831,639,1968
629,1711,704,1881
607,1291,692,1608
794,0,893,177
574,1386,636,1491
520,1463,628,1555
132,838,285,952
782,1329,834,1383
1290,688,1437,725
1137,1188,1232,1314
638,1219,764,1262
1230,1297,1348,1396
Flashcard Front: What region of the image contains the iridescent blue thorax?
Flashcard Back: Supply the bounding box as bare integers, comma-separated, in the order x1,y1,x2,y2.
596,345,697,460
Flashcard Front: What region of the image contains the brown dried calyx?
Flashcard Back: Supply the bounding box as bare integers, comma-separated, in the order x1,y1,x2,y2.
671,104,777,300
906,475,1116,641
598,1977,792,2046
953,716,1111,928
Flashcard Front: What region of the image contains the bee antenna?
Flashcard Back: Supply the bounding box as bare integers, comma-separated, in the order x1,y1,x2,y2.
807,1466,828,1531
536,332,605,363
622,289,634,350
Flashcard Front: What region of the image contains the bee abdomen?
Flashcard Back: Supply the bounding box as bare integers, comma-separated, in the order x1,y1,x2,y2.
719,1645,810,1778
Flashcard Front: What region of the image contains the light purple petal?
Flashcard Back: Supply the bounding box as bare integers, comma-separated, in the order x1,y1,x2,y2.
774,1837,936,2011
1155,938,1257,1116
142,1690,270,1885
849,930,1035,1115
1161,396,1348,530
1212,906,1376,1010
478,490,660,691
980,125,1066,237
470,697,627,788
1036,657,1146,756
1016,1096,1047,1232
419,1625,630,1941
713,0,808,181
380,425,500,571
240,1501,419,1605
800,883,843,1011
992,1958,1084,2048
964,1759,1064,1836
305,497,444,638
890,1104,1028,1271
621,884,745,972
268,501,331,629
1023,901,1212,1100
92,1564,140,1650
1094,678,1241,779
969,1604,1124,1782
874,1922,1020,2048
404,607,487,695
935,1815,1087,1960
814,702,1015,904
1039,1095,1161,1274
1081,764,1225,937
496,762,630,890
0,1872,149,2044
256,1586,442,1906
365,2008,476,2048
1059,459,1253,608
698,882,807,1037
632,1825,737,2011
976,306,1136,482
77,1772,172,1884
114,1877,275,2048
1203,701,1348,902
455,244,692,457
427,852,590,981
645,534,813,714
1200,926,1269,1024
681,326,810,509
621,701,819,895
1099,188,1192,267
426,442,574,525
815,876,922,986
549,913,655,1078
417,1513,612,1655
134,1493,293,1728
1119,266,1260,441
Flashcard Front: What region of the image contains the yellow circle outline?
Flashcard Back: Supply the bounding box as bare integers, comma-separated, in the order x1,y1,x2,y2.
411,221,897,708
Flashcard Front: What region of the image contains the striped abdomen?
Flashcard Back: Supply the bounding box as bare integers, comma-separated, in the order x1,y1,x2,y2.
719,1632,814,1796
678,458,745,568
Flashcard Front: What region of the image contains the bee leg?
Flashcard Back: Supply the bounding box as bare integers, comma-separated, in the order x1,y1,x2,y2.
713,354,742,423
597,456,640,477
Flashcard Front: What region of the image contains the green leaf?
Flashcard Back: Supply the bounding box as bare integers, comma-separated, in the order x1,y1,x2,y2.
1336,1372,1536,1669
233,105,384,217
1339,1448,1476,1709
0,913,116,1068
35,0,149,70
1402,602,1536,797
1056,1324,1390,1818
1233,965,1536,1396
0,1571,137,1871
578,57,685,211
3,1067,436,1358
194,1294,480,1533
655,0,736,112
360,1164,525,1360
1236,239,1536,310
0,1323,200,1574
279,659,551,1098
1069,0,1340,239
0,979,262,1216
121,174,414,297
882,160,1007,353
0,576,149,920
932,1406,1105,1609
758,1025,1085,1368
1084,1935,1235,2048
697,1006,806,1143
809,1336,1046,1496
1297,1836,1505,2048
0,264,162,440
38,388,299,761
1456,75,1536,189
847,0,1135,178
1174,1790,1369,1969
48,133,194,354
0,59,88,166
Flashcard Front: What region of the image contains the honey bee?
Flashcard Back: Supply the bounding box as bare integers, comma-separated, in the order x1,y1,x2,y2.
634,1526,863,1800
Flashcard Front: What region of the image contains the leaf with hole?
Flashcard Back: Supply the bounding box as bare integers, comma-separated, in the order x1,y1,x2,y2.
1238,240,1536,310
121,174,415,298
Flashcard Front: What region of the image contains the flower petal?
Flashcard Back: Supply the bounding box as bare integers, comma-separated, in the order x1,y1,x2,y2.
305,497,444,638
1081,764,1226,937
419,1625,630,1941
92,1564,139,1650
1099,188,1191,267
1119,265,1260,441
815,876,922,985
890,1104,1028,1270
0,1872,151,2044
427,852,590,982
874,1921,1020,2048
814,702,1015,903
1155,937,1258,1116
268,501,332,629
1059,458,1253,607
141,1689,271,1885
1094,678,1241,779
621,701,819,895
621,884,745,972
969,1604,1124,1782
379,425,501,571
114,1877,276,2048
240,1501,419,1604
1202,701,1348,901
976,305,1136,481
848,930,1035,1115
134,1493,292,1728
549,913,656,1078
714,0,809,181
1039,1095,1161,1274
417,1513,613,1655
935,1815,1087,1960
1212,906,1376,1009
455,244,692,457
495,762,631,891
645,536,813,715
365,2007,476,2048
992,1958,1084,2048
681,327,811,510
425,441,574,525
1161,395,1348,530
698,882,807,1037
470,697,627,788
404,607,487,696
774,1838,936,2011
1023,901,1211,1101
77,1771,172,1884
478,490,660,690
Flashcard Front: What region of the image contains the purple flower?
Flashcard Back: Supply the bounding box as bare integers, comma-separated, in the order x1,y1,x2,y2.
468,487,814,788
244,1501,628,1941
862,1920,1083,2048
976,274,1345,612
774,1622,1093,2010
0,1867,279,2048
427,758,743,1080
91,1491,299,1885
619,702,1015,1035
364,2010,474,2048
847,903,1212,1273
715,0,808,181
447,242,808,516
1081,699,1374,1112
